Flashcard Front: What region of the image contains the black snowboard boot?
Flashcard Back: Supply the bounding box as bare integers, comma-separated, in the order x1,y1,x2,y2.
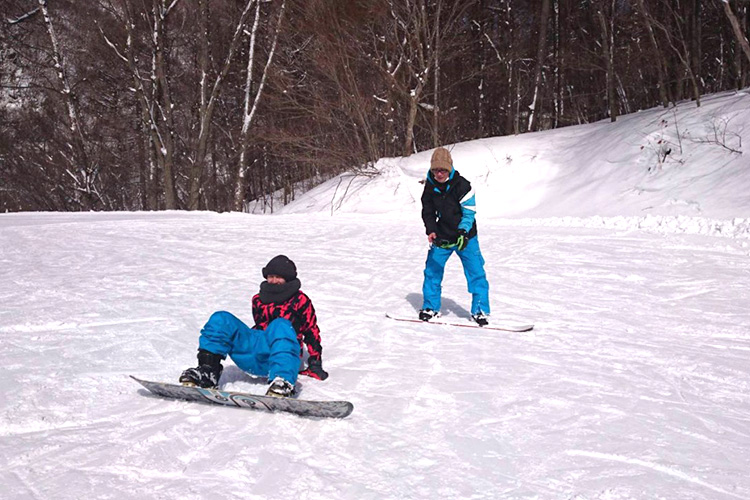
179,349,224,389
471,312,489,326
418,309,440,321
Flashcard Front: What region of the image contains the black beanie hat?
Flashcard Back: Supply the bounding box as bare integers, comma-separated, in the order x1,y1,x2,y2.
262,255,297,282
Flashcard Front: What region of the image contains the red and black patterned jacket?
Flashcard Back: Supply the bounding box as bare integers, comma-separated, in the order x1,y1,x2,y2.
251,290,323,361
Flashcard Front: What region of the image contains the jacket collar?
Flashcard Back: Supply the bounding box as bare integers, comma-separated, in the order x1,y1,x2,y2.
426,168,456,191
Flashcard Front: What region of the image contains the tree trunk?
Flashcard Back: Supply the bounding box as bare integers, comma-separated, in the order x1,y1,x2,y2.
196,0,210,208
153,0,178,209
528,0,551,132
743,1,749,88
38,0,95,208
403,93,419,156
596,5,617,122
187,0,257,210
635,0,670,107
553,0,562,128
721,0,750,67
505,1,516,134
689,0,701,95
652,4,701,106
433,5,441,148
233,0,285,212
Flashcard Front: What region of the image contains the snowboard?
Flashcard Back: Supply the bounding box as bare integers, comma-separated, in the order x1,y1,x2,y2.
131,376,353,419
386,313,534,332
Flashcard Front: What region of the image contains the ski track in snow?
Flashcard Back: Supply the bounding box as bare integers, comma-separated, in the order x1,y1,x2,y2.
1,212,749,499
565,450,747,499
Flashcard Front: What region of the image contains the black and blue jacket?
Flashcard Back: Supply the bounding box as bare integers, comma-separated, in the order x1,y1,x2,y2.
421,168,478,243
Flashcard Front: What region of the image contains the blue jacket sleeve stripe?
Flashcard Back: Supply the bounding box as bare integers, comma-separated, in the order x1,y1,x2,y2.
458,189,476,232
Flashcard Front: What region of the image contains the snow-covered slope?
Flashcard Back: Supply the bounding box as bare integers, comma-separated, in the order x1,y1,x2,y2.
281,90,750,221
1,91,750,500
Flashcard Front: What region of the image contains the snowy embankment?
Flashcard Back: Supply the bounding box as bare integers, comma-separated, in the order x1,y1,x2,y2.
496,215,750,240
280,90,750,224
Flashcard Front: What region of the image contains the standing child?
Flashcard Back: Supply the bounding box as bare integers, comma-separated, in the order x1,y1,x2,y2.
419,147,491,325
180,255,328,397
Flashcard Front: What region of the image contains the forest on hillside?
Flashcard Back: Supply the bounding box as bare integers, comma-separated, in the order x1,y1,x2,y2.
1,0,749,213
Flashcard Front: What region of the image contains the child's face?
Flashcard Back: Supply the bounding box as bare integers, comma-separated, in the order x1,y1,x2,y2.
431,168,450,183
267,274,286,285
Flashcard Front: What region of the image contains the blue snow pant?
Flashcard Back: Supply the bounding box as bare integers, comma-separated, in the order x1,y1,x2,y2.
198,311,300,385
422,236,490,315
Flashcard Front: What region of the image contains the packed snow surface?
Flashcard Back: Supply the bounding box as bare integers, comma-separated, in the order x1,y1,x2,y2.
1,91,750,499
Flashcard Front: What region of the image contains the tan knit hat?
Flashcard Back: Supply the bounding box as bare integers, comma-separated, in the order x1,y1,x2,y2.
430,147,453,171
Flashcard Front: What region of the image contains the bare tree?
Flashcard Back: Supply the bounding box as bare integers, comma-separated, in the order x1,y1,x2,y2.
635,0,671,107
4,0,750,213
103,0,180,209
368,0,473,156
233,0,286,211
666,6,701,105
528,0,550,132
38,0,103,208
720,0,750,66
187,0,256,210
596,0,617,122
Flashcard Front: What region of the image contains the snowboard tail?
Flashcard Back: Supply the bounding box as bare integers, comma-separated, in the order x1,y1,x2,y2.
131,376,353,419
386,313,534,332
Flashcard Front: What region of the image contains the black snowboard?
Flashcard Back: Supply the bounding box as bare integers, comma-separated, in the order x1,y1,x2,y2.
131,376,353,419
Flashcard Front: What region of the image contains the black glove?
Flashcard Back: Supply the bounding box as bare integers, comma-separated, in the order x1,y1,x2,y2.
456,229,469,251
300,358,329,380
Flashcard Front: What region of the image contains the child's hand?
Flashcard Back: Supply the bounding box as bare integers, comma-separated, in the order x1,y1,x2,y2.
300,358,329,380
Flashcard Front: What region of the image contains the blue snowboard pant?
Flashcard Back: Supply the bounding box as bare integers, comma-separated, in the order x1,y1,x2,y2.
198,311,300,385
422,236,490,315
